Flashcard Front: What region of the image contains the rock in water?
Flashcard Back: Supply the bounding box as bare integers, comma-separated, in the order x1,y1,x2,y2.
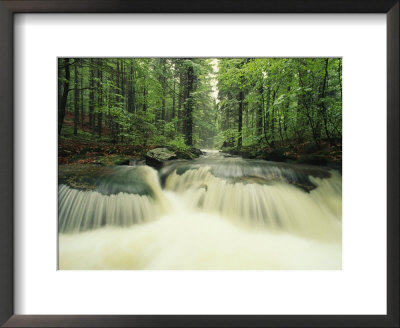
261,148,288,162
145,148,178,169
190,147,204,157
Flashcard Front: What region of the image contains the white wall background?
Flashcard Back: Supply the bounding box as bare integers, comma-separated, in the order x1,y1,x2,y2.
14,14,387,315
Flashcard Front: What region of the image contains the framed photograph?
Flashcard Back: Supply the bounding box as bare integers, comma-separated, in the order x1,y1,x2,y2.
0,1,398,327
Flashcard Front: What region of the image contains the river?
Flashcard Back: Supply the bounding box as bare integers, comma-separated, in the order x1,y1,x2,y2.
58,150,342,270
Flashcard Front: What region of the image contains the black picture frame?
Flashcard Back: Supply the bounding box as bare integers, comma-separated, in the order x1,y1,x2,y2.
0,1,398,327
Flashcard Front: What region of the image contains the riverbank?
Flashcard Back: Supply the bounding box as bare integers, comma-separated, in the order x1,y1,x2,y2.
59,138,203,166
222,140,342,172
58,138,204,191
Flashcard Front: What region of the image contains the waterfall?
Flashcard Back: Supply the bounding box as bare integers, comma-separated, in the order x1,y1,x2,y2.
58,154,342,270
164,165,341,241
58,166,170,233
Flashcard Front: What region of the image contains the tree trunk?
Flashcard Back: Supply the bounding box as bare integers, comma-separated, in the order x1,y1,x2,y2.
238,90,244,148
58,58,70,135
284,85,291,144
320,58,334,145
257,83,264,140
338,59,342,101
112,59,120,143
278,107,284,145
270,87,280,145
172,79,176,128
245,102,249,140
183,63,194,146
73,59,79,135
142,79,147,112
177,69,184,133
120,60,124,104
80,60,84,129
263,88,273,147
97,59,103,137
161,59,167,124
128,60,135,113
296,59,307,142
226,92,231,130
89,59,95,135
116,59,120,102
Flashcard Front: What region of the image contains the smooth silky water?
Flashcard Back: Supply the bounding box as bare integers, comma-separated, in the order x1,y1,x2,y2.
58,150,342,270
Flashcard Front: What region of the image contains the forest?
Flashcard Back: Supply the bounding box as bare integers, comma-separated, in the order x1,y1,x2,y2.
58,57,342,167
58,57,343,270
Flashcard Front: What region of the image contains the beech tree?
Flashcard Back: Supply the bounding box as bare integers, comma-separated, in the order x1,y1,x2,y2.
58,57,341,150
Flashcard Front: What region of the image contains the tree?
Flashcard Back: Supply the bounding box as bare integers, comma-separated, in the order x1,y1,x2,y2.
73,59,79,135
57,57,341,151
58,58,70,135
97,59,103,137
89,59,95,134
183,60,195,146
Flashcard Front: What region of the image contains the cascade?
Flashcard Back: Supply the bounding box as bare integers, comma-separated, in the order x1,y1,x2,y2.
59,151,342,269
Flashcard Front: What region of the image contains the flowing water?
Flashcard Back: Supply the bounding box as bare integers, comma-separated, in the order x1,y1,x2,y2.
58,150,342,270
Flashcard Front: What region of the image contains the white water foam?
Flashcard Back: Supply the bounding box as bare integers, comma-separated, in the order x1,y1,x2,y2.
59,158,342,270
165,167,342,241
59,191,341,270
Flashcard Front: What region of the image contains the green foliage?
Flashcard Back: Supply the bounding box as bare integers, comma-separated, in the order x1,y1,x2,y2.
167,135,190,151
214,129,241,149
149,134,167,146
59,57,342,151
217,58,342,148
60,124,95,141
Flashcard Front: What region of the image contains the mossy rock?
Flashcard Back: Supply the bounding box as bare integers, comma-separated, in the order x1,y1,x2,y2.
58,164,115,191
260,148,288,162
175,150,196,160
152,145,176,152
241,150,257,159
95,166,156,197
189,147,204,157
145,148,178,169
297,154,328,166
